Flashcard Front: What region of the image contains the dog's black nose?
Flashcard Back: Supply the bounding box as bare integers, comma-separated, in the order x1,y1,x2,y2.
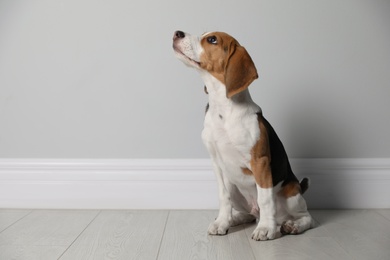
174,30,185,39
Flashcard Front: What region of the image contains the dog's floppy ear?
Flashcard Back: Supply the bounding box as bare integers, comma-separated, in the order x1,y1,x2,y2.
224,43,258,98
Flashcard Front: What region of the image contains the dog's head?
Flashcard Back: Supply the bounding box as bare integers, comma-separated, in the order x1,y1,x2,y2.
173,30,258,98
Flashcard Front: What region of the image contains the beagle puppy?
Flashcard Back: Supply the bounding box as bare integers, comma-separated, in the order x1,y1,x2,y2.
172,30,313,241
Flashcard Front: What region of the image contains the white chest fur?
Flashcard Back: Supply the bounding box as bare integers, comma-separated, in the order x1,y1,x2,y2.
200,73,261,182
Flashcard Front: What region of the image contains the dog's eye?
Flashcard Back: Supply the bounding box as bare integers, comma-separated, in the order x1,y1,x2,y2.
207,36,218,44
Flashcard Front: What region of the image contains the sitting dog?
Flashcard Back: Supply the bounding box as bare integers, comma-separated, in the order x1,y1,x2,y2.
172,30,313,240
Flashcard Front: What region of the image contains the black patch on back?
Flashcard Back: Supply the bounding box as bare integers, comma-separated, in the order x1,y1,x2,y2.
257,112,298,187
205,103,209,114
300,178,309,194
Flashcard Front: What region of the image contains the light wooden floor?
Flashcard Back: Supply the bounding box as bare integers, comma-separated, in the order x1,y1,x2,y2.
0,209,390,260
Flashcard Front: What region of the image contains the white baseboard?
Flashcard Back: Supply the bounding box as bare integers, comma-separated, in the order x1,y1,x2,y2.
0,158,389,209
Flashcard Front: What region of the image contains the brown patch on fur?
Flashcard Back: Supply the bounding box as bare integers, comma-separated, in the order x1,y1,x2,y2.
279,181,302,198
224,44,258,98
250,114,273,189
241,167,253,176
199,32,258,98
199,32,231,84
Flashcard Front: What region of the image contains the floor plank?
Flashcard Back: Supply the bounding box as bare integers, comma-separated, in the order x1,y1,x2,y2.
0,210,99,246
59,210,168,260
249,235,352,260
0,209,32,233
158,210,255,260
0,245,66,260
376,209,390,221
311,210,390,260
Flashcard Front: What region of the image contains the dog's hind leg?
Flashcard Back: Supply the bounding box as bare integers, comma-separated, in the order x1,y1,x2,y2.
279,181,314,235
280,194,313,234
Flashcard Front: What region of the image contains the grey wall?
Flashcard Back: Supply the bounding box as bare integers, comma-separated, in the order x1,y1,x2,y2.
0,0,389,159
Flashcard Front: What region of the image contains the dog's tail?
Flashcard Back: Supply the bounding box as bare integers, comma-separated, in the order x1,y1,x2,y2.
300,178,310,194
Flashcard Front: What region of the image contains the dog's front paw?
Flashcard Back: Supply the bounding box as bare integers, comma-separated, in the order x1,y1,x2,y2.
252,224,277,241
208,219,230,236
